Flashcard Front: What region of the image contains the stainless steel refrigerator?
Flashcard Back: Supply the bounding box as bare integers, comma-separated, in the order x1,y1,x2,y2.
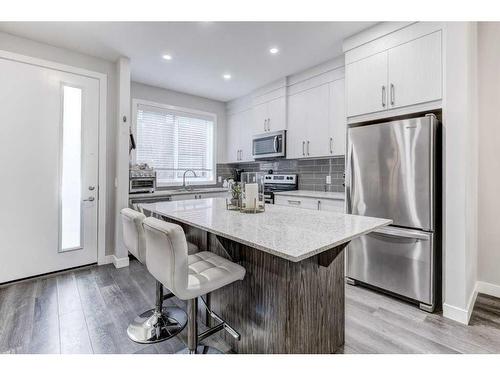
346,114,439,312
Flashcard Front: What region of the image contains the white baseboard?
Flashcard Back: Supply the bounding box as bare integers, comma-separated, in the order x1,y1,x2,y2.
98,255,114,265
112,255,130,268
443,287,478,325
97,254,130,268
476,281,500,299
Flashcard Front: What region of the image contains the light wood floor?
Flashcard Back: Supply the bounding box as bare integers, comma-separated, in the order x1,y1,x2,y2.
1,259,499,354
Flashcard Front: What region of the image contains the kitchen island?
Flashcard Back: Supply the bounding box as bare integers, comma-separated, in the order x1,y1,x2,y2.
140,198,391,354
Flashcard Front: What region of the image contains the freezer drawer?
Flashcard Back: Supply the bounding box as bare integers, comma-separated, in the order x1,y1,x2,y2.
347,226,434,306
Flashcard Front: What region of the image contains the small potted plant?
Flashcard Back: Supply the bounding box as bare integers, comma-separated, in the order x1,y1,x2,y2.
230,182,242,207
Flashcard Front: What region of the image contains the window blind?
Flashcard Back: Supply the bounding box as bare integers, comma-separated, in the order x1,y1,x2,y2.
135,103,215,185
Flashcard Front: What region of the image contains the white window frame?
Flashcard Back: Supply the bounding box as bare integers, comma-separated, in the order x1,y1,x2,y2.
132,99,218,187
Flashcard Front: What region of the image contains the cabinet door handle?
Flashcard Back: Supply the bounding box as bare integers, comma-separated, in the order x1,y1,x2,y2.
382,85,386,108
267,118,270,131
390,83,395,106
329,137,333,154
317,200,321,210
287,200,301,205
302,141,305,156
264,119,267,131
307,140,310,156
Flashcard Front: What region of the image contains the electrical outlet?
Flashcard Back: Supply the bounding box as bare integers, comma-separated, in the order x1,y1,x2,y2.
326,175,331,184
218,176,222,183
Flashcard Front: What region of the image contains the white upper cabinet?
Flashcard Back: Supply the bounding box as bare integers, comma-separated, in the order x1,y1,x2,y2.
252,92,287,134
303,83,330,158
266,96,287,133
225,112,241,163
286,90,307,159
252,101,269,134
329,78,346,156
387,31,442,109
287,73,346,159
225,109,253,163
238,109,254,162
345,23,443,120
346,51,388,117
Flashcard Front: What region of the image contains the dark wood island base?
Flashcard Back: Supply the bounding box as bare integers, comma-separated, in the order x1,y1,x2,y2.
190,228,346,354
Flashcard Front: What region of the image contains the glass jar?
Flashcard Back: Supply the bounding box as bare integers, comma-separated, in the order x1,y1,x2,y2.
240,172,265,213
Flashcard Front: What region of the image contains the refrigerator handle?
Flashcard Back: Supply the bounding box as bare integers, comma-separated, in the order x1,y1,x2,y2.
373,226,430,241
345,140,353,214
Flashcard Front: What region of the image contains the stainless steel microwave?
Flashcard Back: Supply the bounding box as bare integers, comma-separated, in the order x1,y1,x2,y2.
252,130,286,160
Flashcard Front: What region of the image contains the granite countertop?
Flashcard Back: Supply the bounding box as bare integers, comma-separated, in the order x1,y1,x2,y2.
129,187,227,199
274,190,345,200
140,198,391,262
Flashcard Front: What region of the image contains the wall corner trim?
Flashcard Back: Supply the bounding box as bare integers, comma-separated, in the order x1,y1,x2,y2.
112,255,130,269
443,286,479,325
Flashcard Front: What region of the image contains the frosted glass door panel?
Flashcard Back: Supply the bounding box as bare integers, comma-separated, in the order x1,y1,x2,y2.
60,86,83,251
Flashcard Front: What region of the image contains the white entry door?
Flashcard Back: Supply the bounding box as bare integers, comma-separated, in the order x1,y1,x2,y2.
0,56,100,283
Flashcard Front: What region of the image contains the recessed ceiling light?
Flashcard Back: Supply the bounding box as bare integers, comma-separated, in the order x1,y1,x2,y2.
162,54,172,60
223,73,232,80
269,47,279,54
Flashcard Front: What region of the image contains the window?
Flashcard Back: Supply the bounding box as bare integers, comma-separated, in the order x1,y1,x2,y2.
60,85,83,251
134,101,216,186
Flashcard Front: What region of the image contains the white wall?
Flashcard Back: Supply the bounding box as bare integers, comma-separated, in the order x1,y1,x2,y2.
0,31,118,256
442,22,479,323
477,22,500,296
114,58,131,267
131,81,227,163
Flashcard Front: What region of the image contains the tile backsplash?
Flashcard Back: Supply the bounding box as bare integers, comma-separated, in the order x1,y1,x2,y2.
217,156,345,193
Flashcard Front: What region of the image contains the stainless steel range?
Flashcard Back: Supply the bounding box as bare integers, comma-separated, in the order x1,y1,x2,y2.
129,164,157,194
263,174,297,204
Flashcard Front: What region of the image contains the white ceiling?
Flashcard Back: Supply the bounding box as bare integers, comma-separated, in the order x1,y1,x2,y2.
0,22,376,102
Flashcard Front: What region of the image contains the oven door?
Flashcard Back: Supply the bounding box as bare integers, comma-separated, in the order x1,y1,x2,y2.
253,130,286,159
129,178,156,193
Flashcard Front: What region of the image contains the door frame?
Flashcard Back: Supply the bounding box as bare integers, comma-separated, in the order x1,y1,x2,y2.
0,49,108,266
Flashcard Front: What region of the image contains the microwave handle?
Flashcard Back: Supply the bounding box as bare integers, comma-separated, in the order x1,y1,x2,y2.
273,136,279,152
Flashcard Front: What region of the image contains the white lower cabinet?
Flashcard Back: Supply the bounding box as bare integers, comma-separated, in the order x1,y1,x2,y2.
274,195,344,213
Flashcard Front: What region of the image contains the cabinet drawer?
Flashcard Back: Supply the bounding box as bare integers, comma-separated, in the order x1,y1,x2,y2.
275,195,345,213
318,199,345,213
274,195,317,210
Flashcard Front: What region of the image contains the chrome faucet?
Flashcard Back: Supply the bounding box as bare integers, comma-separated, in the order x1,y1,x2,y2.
182,169,197,190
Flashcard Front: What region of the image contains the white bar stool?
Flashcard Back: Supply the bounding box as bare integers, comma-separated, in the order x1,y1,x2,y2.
120,208,188,343
143,216,246,354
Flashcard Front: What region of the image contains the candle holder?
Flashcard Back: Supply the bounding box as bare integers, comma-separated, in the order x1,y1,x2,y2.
240,172,265,213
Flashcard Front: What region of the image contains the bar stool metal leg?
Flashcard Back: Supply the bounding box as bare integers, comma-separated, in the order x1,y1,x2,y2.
187,298,198,354
127,281,188,344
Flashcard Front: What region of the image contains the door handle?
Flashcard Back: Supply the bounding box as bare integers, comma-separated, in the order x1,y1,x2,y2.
317,200,321,210
307,140,310,156
83,197,95,202
302,141,305,156
267,118,270,131
373,227,430,241
264,119,266,131
390,83,395,106
382,85,386,108
329,137,333,154
287,200,301,205
273,136,279,152
88,186,95,191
